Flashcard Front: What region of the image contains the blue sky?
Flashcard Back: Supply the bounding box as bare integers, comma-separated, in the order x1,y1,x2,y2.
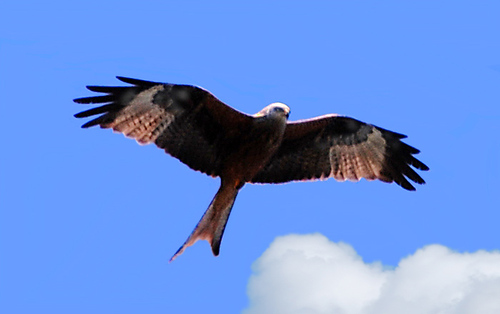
1,1,499,313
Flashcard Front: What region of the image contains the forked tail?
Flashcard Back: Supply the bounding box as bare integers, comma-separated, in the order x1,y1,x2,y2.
169,183,239,262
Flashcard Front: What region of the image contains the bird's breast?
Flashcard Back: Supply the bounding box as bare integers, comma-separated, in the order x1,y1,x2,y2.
221,120,286,183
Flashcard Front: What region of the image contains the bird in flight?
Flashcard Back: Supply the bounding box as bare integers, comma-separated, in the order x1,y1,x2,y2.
74,76,429,261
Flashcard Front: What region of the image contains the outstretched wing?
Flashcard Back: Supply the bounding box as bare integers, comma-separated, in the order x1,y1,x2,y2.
251,115,429,190
74,76,253,177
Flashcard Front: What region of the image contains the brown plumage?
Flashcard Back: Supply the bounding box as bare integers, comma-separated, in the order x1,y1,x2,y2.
74,76,429,261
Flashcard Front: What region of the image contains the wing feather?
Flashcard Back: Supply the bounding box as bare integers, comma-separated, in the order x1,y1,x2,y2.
252,115,428,190
74,77,253,177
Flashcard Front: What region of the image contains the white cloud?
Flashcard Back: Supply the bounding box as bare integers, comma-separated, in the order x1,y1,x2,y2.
244,234,500,314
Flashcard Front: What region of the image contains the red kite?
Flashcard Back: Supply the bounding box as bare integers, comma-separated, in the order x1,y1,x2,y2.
74,77,428,261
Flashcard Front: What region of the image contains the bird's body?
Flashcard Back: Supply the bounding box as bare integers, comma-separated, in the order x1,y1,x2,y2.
74,77,428,261
170,104,290,260
222,104,289,183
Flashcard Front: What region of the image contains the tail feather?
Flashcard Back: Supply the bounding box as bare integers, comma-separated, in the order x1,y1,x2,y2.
170,184,238,262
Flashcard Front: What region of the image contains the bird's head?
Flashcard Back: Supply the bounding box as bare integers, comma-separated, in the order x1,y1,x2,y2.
254,102,291,120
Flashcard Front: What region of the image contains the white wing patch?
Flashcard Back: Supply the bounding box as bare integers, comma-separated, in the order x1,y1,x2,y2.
328,128,386,182
104,85,176,145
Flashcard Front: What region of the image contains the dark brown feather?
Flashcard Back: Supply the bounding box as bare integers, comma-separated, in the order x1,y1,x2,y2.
74,76,253,177
251,115,428,191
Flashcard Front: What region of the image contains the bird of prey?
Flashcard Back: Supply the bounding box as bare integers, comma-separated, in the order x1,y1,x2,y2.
74,76,428,261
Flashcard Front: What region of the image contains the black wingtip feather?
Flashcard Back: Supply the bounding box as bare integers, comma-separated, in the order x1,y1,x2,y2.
75,76,164,129
384,163,416,191
74,104,118,118
409,157,429,171
74,97,89,104
404,144,420,155
116,76,160,86
402,182,416,191
80,115,113,128
403,164,426,185
377,126,407,139
73,95,115,104
378,127,429,190
86,85,130,93
81,120,99,128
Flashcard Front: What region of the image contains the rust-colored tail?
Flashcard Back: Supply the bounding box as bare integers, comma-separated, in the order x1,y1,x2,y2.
169,183,239,262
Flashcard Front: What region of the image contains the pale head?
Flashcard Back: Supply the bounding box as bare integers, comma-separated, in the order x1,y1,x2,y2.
254,102,291,119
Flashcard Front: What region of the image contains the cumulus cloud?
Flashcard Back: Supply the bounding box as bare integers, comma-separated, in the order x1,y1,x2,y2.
244,234,500,314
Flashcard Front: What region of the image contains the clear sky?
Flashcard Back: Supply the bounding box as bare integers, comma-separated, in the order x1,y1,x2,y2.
1,1,499,313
